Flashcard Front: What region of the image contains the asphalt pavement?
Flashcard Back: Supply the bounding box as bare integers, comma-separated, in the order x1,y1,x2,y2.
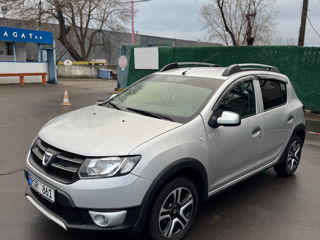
0,81,319,240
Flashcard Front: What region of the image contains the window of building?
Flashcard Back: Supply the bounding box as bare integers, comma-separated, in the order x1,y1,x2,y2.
259,79,287,111
6,42,13,56
0,42,14,56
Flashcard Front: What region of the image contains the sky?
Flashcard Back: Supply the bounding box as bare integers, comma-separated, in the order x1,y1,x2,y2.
133,0,320,46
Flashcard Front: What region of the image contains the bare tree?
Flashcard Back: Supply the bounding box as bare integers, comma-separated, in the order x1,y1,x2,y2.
201,0,277,46
286,36,297,46
8,0,130,60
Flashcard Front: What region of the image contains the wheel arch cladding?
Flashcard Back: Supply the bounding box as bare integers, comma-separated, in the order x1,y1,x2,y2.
293,123,306,145
131,158,208,234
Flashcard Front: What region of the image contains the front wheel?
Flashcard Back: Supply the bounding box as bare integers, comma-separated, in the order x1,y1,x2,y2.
274,135,303,176
147,177,198,240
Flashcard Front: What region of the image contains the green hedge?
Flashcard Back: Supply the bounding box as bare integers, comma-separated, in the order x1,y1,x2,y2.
127,46,320,111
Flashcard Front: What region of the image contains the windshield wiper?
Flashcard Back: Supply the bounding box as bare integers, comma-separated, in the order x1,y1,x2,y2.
106,102,121,110
126,107,174,122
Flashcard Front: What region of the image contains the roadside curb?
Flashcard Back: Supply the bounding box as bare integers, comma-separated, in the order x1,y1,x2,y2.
305,111,320,122
305,134,320,148
305,140,320,148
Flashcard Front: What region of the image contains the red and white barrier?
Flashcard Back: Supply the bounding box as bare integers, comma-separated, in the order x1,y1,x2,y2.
307,131,320,136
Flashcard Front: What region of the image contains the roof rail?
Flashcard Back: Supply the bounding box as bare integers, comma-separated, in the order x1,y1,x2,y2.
222,63,280,77
159,62,220,72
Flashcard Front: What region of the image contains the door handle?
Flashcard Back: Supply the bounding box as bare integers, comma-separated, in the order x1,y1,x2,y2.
288,115,294,122
252,126,261,138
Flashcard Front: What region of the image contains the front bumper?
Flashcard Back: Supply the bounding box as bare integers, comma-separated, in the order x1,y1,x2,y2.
25,192,67,230
24,172,141,232
25,178,140,233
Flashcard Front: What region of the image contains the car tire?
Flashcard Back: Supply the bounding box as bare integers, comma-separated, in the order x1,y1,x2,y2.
273,135,303,176
147,177,198,240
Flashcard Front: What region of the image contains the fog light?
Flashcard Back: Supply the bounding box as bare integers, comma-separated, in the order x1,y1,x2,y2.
93,214,109,227
89,210,127,228
103,216,109,224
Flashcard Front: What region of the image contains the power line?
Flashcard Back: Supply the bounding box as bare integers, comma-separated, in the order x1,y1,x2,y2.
307,15,320,40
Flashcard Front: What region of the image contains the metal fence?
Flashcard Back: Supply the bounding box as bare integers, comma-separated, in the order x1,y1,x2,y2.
127,46,320,111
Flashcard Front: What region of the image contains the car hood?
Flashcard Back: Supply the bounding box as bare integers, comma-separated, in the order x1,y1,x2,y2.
38,105,181,156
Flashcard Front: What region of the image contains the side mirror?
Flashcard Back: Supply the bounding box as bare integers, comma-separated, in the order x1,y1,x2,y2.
217,111,241,126
109,93,117,100
208,114,218,128
208,111,241,128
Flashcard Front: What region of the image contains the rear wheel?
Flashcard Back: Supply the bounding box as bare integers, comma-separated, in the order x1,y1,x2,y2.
147,177,198,240
274,135,302,176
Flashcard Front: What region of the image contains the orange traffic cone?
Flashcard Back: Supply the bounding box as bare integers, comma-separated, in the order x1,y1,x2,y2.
61,90,72,106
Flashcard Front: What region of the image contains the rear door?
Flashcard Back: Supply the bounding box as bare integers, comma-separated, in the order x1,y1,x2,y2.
258,76,292,165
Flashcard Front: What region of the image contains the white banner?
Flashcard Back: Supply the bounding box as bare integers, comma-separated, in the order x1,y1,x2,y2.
134,47,159,70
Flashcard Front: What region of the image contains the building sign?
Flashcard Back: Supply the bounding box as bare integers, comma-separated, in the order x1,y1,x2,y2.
0,26,53,45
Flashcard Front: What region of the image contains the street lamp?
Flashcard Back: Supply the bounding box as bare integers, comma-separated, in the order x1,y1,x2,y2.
123,0,151,45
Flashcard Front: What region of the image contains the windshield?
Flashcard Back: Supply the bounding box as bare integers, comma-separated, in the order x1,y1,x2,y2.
108,74,223,123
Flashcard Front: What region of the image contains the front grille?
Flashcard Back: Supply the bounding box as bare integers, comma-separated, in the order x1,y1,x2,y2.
29,138,86,184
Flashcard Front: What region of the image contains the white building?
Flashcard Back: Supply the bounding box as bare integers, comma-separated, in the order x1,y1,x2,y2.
0,26,56,84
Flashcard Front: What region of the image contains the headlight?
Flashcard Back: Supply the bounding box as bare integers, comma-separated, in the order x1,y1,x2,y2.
78,155,141,178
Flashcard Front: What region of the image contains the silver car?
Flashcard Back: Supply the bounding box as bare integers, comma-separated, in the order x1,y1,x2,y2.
25,63,305,240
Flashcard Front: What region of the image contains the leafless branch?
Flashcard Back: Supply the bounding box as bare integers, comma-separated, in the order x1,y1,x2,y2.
7,0,131,60
201,0,277,46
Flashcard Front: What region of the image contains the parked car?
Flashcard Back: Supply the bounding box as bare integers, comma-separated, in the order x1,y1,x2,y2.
25,62,305,240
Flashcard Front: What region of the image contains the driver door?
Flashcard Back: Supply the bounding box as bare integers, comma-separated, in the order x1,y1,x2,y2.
204,76,263,193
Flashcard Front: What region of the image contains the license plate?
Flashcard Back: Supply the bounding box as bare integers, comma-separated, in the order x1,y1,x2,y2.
28,174,55,203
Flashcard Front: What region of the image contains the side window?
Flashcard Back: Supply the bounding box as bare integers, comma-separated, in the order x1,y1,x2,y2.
217,80,256,119
259,79,287,111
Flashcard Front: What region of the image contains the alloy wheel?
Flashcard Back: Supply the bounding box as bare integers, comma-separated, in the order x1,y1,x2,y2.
287,139,301,172
158,187,194,238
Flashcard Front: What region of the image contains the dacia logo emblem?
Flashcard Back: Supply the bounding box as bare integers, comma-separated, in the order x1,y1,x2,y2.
42,152,54,167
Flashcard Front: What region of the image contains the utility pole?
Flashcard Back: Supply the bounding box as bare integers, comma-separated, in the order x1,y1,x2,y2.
123,0,150,45
298,0,309,46
131,0,134,45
